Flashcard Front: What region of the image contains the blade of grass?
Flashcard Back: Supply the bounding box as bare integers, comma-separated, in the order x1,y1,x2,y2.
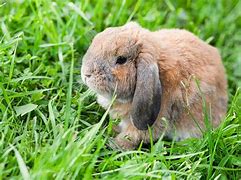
64,43,74,129
10,145,30,180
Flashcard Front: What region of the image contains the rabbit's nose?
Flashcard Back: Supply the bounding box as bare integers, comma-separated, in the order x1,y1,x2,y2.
81,69,92,84
84,73,92,83
85,74,91,78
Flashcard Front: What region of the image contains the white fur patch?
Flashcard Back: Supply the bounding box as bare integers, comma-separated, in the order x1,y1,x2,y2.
118,119,130,131
97,95,110,109
166,128,200,141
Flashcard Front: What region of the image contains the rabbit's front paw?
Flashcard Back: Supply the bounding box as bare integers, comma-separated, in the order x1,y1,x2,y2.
114,134,137,150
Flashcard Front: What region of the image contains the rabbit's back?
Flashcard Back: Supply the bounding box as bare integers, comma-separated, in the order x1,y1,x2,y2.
155,29,221,65
154,29,226,90
151,29,227,139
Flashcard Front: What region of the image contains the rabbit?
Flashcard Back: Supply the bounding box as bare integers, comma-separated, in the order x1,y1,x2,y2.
81,22,228,150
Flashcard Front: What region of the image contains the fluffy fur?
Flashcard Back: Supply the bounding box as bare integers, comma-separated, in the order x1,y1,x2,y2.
81,22,228,149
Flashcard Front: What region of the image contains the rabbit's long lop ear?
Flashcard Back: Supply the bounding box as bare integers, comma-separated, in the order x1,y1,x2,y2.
131,59,162,130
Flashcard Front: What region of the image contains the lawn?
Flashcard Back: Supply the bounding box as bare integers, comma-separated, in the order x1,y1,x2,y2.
0,0,241,179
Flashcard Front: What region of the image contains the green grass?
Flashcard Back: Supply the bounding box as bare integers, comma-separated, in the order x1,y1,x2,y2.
0,0,241,179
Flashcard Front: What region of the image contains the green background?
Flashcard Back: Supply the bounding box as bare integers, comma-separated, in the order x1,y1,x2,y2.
0,0,241,179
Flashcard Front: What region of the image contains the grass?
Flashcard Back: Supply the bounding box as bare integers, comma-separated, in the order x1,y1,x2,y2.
0,0,241,179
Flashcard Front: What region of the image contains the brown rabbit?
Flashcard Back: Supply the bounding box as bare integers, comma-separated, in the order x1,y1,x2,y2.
81,22,228,149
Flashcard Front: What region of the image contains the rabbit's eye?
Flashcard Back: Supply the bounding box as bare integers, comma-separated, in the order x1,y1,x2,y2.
116,56,127,65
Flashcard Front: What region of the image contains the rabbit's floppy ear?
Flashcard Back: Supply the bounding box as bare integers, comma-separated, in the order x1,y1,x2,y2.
131,59,162,130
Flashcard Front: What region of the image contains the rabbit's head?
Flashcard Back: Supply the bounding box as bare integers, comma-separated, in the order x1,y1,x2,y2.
81,22,162,130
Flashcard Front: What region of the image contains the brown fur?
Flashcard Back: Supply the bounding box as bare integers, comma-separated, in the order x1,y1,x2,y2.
81,22,228,149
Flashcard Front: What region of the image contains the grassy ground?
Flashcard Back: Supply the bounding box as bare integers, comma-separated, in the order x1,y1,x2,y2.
0,0,241,179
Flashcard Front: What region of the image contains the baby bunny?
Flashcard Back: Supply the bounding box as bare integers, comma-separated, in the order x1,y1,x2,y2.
81,22,228,150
